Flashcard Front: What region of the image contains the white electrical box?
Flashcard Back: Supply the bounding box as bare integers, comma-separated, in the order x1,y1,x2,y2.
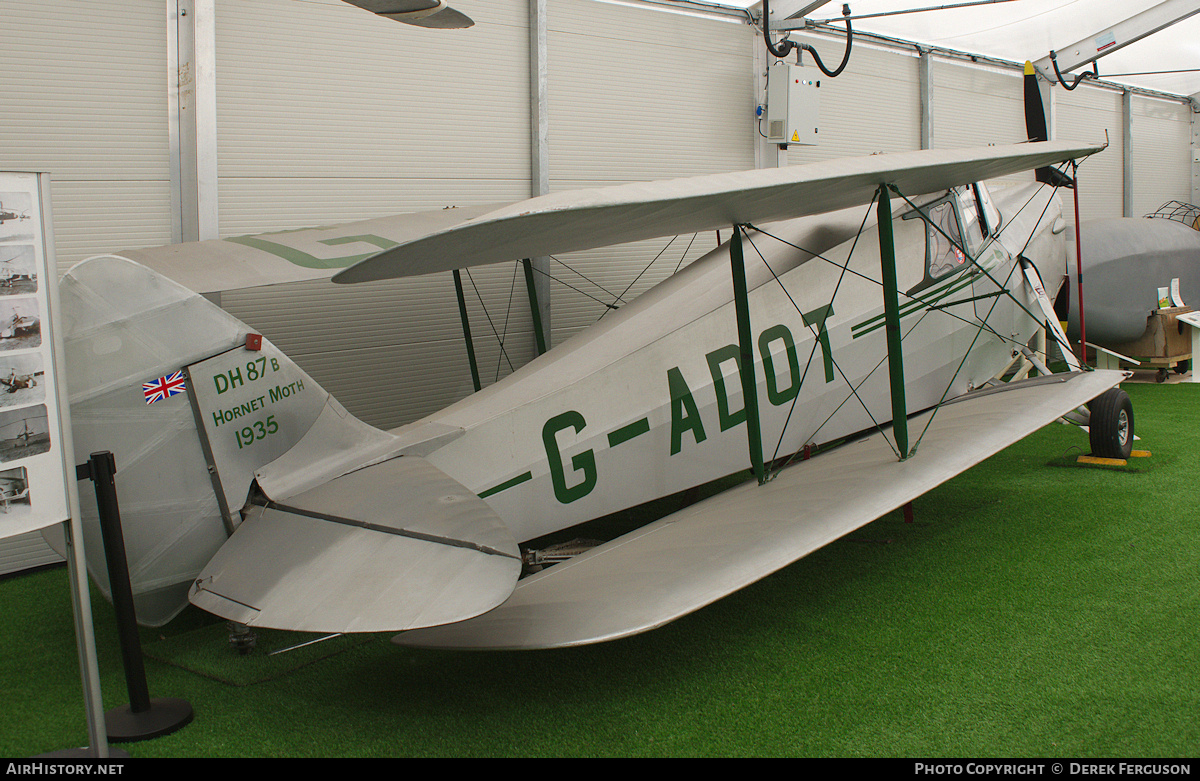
765,62,820,146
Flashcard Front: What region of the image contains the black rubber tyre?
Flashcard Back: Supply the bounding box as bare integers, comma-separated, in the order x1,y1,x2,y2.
1088,388,1134,459
1174,360,1189,375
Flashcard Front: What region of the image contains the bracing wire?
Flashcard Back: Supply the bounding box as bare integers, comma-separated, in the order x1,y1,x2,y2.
741,219,903,462
743,192,885,466
603,235,684,320
468,233,705,384
464,267,516,377
493,261,522,382
743,162,1088,466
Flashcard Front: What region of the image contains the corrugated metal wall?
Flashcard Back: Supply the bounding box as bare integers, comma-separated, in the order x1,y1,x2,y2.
0,1,173,270
932,59,1029,152
1130,94,1193,218
544,0,756,342
1057,85,1125,222
213,0,537,430
0,1,171,574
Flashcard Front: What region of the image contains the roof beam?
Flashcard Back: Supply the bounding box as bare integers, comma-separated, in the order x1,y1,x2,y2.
1032,0,1200,78
759,1,833,31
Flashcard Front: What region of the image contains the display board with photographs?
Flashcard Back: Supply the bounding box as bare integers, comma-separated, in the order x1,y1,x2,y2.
0,173,72,538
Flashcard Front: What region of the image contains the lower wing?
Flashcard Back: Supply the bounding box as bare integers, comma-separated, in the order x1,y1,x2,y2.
392,370,1125,650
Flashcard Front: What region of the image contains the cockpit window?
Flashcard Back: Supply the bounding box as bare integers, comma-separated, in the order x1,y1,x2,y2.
925,196,968,280
903,185,998,297
955,188,983,256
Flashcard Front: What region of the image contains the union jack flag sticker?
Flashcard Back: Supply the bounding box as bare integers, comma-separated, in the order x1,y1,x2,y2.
143,370,187,404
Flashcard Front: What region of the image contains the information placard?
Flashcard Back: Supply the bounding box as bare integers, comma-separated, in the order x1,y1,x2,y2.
0,172,73,538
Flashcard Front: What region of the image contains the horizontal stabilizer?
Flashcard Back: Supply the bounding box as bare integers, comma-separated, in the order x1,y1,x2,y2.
189,455,521,633
335,140,1103,284
111,203,504,294
393,370,1125,650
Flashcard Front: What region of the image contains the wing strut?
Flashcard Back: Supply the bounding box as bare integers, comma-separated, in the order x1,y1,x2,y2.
730,225,767,484
877,184,910,460
522,259,549,356
452,269,483,392
1019,257,1081,372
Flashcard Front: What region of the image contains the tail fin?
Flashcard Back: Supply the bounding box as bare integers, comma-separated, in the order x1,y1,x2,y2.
60,255,519,631
59,255,375,624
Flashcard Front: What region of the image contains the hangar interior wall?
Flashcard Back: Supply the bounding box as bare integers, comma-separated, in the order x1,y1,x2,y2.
214,0,538,431
0,1,1195,571
1,2,173,267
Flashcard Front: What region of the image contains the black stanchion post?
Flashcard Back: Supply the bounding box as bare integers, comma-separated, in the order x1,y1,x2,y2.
80,450,193,743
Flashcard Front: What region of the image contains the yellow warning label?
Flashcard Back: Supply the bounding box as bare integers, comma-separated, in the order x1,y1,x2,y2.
791,130,800,142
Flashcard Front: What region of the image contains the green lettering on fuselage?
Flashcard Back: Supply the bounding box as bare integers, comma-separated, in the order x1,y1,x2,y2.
800,305,836,384
667,366,706,455
523,316,835,505
542,410,597,504
758,323,802,404
705,344,744,431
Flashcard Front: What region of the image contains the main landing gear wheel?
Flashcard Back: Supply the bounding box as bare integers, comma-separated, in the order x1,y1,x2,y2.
1088,388,1134,460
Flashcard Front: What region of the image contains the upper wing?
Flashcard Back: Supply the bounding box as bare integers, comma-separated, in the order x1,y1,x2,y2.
334,140,1102,284
104,141,1097,295
392,370,1125,650
108,203,505,294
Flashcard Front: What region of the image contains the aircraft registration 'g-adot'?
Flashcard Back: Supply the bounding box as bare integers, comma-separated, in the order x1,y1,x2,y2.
57,136,1133,650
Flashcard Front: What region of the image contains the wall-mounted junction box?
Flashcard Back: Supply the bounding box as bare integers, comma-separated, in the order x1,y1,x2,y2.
765,61,820,146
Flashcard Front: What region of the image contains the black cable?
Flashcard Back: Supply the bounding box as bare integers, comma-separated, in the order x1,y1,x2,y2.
763,1,854,78
1050,50,1096,91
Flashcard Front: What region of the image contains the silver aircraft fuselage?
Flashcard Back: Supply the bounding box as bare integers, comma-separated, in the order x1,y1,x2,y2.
398,182,1066,544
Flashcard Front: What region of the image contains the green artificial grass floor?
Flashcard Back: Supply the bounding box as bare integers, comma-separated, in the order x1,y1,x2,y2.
2,382,1197,758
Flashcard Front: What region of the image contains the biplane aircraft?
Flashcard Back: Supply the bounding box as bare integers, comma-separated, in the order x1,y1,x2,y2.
58,134,1137,650
49,0,1136,650
0,472,30,513
0,202,29,226
0,313,39,340
1,369,41,393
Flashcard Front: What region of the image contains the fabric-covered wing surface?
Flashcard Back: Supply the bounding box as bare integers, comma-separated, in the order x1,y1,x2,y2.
393,370,1125,650
103,142,1098,296
335,140,1102,283
112,203,505,294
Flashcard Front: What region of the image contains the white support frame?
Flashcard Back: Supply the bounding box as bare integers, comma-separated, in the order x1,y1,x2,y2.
529,0,552,349
1178,311,1200,383
168,0,219,245
1123,88,1134,217
919,48,933,150
1192,92,1200,205
1032,0,1200,78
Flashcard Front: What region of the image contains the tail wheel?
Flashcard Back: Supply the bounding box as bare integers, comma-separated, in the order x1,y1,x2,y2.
1088,388,1134,459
